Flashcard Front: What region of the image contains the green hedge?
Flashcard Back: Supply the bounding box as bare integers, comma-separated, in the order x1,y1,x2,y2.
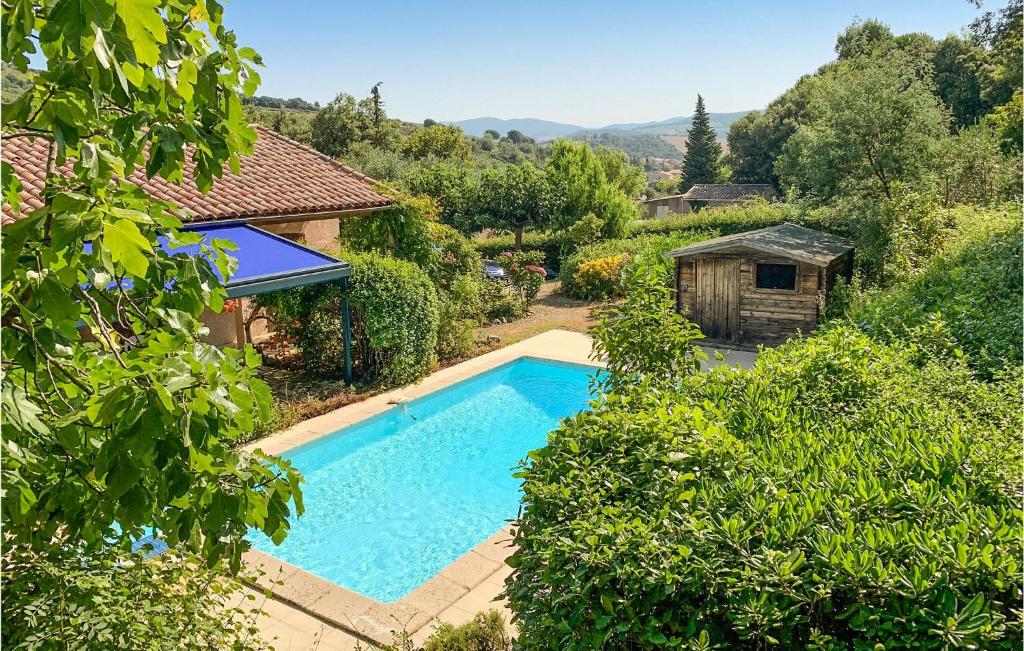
472,199,794,271
254,252,438,387
508,325,1023,649
473,230,569,269
628,199,792,237
560,230,716,300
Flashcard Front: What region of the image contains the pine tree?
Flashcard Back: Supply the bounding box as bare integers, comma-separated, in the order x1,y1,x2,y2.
680,94,723,191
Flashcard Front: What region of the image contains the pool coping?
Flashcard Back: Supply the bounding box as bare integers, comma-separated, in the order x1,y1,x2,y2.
241,329,602,646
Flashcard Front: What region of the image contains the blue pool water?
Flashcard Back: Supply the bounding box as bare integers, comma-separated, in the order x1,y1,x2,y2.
249,357,598,602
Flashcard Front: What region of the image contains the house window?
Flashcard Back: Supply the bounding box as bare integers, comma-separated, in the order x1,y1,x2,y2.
755,263,798,290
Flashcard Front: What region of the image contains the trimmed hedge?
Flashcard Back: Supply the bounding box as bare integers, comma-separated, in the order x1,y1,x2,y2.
254,252,439,387
628,199,792,237
508,325,1023,649
473,230,569,270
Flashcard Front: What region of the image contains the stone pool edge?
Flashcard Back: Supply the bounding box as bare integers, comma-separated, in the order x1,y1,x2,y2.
240,329,601,646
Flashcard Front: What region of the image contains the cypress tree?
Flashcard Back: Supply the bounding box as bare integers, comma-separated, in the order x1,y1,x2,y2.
680,94,723,191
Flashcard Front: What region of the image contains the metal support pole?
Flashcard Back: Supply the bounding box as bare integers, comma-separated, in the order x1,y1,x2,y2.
341,277,353,385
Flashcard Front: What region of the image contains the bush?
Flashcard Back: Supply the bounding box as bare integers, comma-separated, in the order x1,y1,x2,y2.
255,252,439,387
436,273,484,362
474,231,568,270
508,325,1022,649
423,611,513,651
560,230,716,300
499,250,546,304
473,200,792,273
845,203,1023,376
571,254,628,300
340,191,438,270
479,279,526,323
627,198,792,237
3,544,269,650
372,610,512,651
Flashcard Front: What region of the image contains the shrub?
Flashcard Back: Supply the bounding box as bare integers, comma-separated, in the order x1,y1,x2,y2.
255,252,439,387
509,324,1022,649
480,279,526,323
499,250,546,304
474,231,568,270
428,223,483,290
572,254,628,300
3,544,269,650
371,610,512,651
845,203,1023,376
561,230,716,300
436,273,484,362
423,611,513,651
627,199,792,237
340,191,438,270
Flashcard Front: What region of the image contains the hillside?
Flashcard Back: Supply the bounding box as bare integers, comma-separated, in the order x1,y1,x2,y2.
2,63,32,103
452,117,583,141
454,110,752,143
568,130,682,158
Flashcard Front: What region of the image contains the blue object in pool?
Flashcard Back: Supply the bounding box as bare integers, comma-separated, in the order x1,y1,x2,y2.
131,534,169,559
248,357,598,602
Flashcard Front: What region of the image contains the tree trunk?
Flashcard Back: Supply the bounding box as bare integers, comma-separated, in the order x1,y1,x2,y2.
514,227,523,250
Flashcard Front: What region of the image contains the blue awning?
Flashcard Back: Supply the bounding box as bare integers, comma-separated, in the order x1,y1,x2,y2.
176,221,350,298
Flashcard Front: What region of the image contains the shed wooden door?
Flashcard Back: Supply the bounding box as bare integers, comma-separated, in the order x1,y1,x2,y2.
695,257,740,340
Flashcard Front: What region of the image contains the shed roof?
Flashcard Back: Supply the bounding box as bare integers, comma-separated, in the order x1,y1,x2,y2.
681,184,778,202
2,125,391,225
665,223,854,266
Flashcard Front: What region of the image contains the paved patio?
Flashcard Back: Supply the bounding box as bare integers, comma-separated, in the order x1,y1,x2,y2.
242,329,757,649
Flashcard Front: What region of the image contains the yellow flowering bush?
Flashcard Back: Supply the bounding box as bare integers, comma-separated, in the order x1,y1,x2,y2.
572,254,629,300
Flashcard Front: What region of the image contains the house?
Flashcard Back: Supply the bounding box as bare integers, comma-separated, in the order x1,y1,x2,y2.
643,183,778,218
2,126,392,346
645,169,682,183
643,193,689,218
665,223,854,347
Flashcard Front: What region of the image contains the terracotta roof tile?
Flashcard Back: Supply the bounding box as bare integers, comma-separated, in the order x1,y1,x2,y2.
1,125,390,225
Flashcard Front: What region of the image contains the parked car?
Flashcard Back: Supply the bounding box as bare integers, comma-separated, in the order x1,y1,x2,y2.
482,260,506,280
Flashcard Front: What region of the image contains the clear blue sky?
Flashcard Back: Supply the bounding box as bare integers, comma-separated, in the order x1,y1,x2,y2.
223,0,983,127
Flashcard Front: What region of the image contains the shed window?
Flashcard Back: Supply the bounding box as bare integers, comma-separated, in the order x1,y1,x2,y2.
755,263,797,290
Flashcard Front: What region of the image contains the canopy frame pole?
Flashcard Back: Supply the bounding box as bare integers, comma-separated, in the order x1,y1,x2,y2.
340,277,352,385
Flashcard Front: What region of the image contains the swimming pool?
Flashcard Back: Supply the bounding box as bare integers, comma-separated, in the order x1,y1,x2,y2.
249,357,598,603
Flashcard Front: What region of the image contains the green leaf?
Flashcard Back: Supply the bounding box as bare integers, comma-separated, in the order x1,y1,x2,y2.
103,217,152,276
113,0,167,66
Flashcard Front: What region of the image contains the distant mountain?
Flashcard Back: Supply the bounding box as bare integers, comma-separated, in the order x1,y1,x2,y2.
575,111,752,141
452,111,754,151
452,117,585,141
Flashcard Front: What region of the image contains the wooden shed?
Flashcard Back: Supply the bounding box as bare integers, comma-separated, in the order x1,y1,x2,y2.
665,223,854,346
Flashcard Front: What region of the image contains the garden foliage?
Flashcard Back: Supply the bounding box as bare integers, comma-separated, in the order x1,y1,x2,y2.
256,252,439,386
509,318,1022,649
560,231,714,300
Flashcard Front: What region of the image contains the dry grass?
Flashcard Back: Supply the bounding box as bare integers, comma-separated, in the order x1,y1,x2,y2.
476,281,614,347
